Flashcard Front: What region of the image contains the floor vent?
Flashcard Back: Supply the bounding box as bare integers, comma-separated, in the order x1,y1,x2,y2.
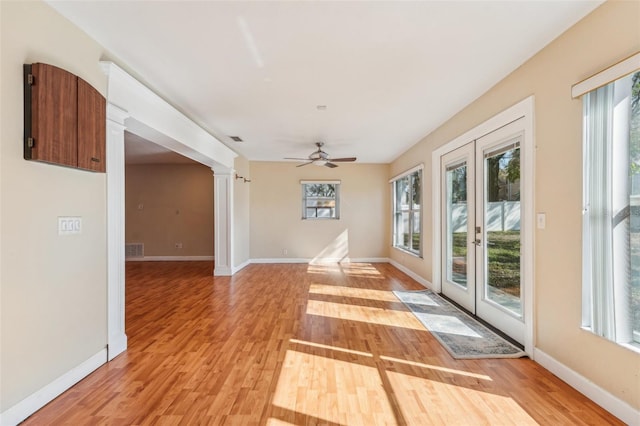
125,243,144,259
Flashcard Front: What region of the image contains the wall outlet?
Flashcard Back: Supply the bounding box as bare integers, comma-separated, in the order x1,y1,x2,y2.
175,242,183,249
282,249,288,255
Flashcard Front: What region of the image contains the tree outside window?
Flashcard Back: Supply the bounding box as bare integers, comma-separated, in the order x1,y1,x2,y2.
302,182,340,219
393,169,422,256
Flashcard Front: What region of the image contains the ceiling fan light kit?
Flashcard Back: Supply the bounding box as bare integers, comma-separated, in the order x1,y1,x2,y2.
285,142,356,168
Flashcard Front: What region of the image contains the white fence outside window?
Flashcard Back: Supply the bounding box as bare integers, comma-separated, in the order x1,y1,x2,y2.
450,201,520,232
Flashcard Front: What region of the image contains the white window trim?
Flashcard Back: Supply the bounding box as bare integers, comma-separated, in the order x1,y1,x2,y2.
572,51,640,98
301,180,341,220
391,166,423,257
389,163,424,183
578,54,640,349
300,180,341,185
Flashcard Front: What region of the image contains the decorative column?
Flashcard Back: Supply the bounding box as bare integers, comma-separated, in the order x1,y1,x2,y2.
212,165,234,276
106,103,129,360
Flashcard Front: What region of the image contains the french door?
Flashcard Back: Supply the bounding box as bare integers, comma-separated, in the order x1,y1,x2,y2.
441,119,525,344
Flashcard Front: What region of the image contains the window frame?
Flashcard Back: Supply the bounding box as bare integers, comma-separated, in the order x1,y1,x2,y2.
301,180,341,220
576,52,640,350
391,165,423,257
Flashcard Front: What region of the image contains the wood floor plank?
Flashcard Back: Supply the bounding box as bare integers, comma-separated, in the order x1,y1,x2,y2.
23,262,622,425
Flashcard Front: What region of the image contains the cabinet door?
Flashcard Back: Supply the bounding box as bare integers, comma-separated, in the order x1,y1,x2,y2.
77,77,106,172
29,63,78,168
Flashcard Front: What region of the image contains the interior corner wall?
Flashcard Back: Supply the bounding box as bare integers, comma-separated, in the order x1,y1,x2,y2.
233,155,251,268
249,161,390,261
390,0,640,410
125,163,214,257
0,0,108,411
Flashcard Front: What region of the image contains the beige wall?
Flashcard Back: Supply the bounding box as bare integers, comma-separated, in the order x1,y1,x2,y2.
0,1,108,411
250,162,389,260
125,163,214,257
390,0,640,409
233,156,251,268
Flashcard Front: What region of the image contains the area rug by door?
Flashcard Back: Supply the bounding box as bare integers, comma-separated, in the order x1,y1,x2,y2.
393,289,527,359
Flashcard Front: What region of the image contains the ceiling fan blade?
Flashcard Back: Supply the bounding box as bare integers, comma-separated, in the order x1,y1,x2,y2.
325,162,338,168
284,157,311,161
296,162,313,167
329,157,357,162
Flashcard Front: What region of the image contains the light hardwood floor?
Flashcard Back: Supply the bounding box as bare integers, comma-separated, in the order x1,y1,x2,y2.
24,261,621,425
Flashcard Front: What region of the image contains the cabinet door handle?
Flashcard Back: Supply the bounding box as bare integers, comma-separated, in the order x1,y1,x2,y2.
91,157,100,163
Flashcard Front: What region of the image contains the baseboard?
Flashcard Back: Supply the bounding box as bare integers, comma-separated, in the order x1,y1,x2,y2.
250,257,390,265
107,332,128,361
214,263,232,276
126,256,214,262
388,259,433,289
0,349,107,426
344,257,390,263
251,258,312,264
533,348,639,425
232,259,251,274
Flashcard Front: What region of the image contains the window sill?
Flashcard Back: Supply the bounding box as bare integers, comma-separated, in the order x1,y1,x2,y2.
392,245,422,259
619,342,640,355
580,326,640,355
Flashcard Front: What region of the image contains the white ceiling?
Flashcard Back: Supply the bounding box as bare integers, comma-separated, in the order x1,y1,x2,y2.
49,0,602,164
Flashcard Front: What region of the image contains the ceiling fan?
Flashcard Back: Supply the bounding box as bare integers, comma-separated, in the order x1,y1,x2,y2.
284,142,357,168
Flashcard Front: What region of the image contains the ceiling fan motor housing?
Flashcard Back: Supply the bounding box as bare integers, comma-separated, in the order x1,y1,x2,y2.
284,142,356,167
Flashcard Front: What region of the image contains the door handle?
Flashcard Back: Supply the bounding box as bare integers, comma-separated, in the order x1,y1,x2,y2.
474,239,482,246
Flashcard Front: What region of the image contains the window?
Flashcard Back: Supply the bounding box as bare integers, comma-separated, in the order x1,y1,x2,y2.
302,181,340,219
580,58,640,347
392,167,422,256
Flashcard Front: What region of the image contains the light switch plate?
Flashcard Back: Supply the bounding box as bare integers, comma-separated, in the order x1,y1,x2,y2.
58,216,82,235
537,213,546,229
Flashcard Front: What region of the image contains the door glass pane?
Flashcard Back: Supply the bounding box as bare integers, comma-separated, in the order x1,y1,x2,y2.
446,163,468,287
485,145,522,316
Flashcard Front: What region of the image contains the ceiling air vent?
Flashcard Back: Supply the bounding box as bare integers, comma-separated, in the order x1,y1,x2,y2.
229,136,243,142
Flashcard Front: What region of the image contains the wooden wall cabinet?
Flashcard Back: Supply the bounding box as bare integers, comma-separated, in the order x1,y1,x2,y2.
24,63,106,172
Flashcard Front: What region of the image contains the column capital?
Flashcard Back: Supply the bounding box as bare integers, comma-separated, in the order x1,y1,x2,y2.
106,102,129,127
212,164,235,176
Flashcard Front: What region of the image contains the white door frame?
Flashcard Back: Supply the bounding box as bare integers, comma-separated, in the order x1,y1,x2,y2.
440,142,476,313
432,96,535,356
101,62,237,360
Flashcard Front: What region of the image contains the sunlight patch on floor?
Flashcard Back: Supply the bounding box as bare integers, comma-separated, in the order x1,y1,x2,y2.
379,355,492,381
273,349,397,425
307,262,385,279
309,284,398,302
290,338,373,358
307,263,342,274
340,263,384,278
266,418,295,426
306,299,425,330
386,371,538,425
